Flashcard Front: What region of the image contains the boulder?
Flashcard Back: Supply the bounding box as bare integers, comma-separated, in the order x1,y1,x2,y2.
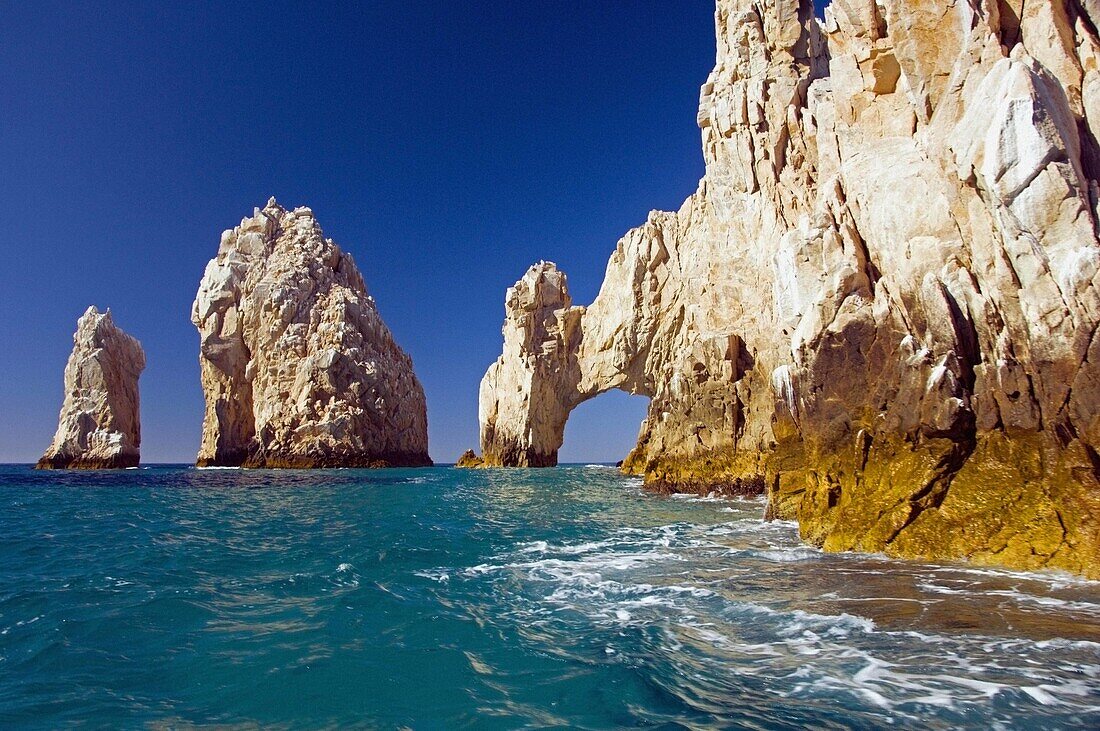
455,449,485,468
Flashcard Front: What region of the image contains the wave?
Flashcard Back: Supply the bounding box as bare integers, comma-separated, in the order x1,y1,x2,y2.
421,517,1100,725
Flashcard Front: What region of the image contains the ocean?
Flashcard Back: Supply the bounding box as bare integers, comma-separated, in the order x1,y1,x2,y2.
0,464,1097,728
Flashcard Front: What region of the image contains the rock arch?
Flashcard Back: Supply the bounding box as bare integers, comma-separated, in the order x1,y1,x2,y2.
477,0,1100,577
478,216,762,486
478,261,654,467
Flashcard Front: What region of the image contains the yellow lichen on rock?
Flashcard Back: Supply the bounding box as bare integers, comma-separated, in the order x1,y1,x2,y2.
455,450,486,469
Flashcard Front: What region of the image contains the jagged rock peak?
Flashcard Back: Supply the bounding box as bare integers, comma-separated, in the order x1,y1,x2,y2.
37,307,145,470
479,261,586,467
479,0,1100,577
192,199,431,468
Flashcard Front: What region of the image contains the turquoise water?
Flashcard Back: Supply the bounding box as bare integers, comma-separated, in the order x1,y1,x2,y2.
1,465,1098,728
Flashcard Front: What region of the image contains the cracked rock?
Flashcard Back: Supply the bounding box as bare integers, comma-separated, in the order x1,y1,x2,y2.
477,0,1100,577
192,199,431,468
38,307,145,470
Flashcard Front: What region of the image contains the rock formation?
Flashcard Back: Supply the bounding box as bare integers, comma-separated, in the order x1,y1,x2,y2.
455,449,485,468
192,199,431,468
37,307,145,469
479,0,1100,576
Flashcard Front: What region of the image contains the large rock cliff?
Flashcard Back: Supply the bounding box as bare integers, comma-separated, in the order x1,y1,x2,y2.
479,0,1100,576
192,199,431,468
38,307,145,469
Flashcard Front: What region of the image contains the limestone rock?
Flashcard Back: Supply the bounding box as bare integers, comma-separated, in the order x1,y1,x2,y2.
480,262,584,467
37,307,145,469
192,199,431,468
455,449,485,468
479,0,1100,577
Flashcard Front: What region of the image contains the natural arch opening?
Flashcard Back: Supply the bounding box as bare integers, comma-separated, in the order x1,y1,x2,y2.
558,390,651,465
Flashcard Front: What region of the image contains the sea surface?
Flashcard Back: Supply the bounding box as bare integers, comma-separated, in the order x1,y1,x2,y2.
0,464,1098,728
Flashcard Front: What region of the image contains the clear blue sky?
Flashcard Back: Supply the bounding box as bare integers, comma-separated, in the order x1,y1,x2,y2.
0,2,827,464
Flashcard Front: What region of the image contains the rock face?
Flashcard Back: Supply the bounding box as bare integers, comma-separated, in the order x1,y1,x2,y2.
37,307,145,469
192,199,431,468
479,263,584,468
479,0,1100,576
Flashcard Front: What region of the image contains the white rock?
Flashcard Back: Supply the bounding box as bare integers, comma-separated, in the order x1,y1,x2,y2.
38,307,144,469
192,199,430,468
476,0,1100,576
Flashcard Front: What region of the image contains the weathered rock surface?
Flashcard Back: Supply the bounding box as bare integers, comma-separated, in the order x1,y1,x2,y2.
193,199,431,468
37,307,145,469
480,0,1100,576
455,449,485,468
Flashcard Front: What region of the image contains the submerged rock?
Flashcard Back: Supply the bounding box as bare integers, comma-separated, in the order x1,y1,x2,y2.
192,199,431,468
479,1,1100,576
38,307,145,469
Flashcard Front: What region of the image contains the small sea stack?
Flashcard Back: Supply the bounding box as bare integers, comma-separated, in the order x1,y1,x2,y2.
455,449,485,468
192,199,431,468
37,307,145,470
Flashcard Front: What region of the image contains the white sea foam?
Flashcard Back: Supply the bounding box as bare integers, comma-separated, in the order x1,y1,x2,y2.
517,540,614,556
425,517,1100,724
929,564,1100,590
751,546,821,562
671,493,722,502
918,577,1100,613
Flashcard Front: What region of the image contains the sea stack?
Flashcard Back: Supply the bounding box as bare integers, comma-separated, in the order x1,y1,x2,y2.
478,0,1100,576
479,262,582,468
455,449,486,468
192,199,431,468
37,307,145,469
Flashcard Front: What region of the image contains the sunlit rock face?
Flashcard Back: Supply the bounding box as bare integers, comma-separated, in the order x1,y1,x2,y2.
38,307,145,469
455,449,486,468
192,199,431,468
479,0,1100,577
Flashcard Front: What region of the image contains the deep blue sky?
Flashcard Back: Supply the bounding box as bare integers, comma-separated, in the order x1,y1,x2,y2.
1,2,823,464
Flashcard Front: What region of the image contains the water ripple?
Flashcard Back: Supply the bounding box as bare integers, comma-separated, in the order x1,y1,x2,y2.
0,464,1097,727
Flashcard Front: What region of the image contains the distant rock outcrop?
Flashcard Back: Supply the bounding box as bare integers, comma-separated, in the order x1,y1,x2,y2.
479,0,1100,577
455,449,485,468
37,307,144,469
192,199,431,468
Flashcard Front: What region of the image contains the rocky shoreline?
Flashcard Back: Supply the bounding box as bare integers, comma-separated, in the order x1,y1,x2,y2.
474,0,1100,577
